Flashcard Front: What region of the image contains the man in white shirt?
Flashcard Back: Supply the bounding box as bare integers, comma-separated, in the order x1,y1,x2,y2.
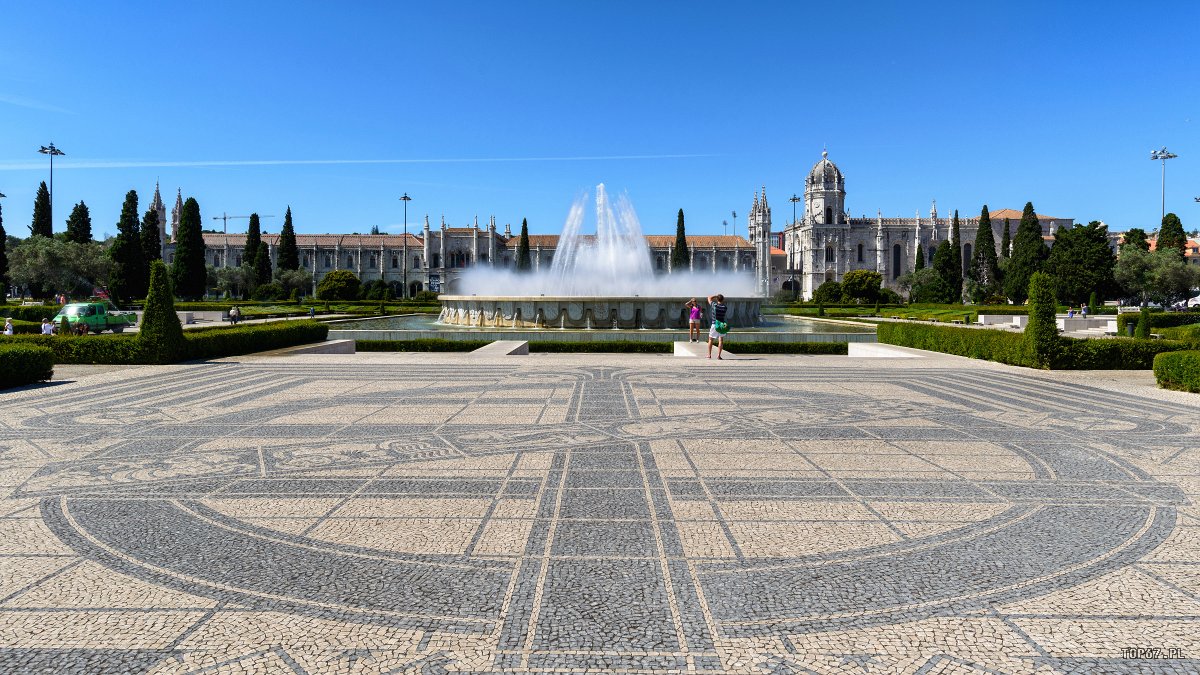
41,318,55,335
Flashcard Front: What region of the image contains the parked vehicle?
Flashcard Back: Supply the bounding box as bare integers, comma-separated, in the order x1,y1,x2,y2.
52,300,138,334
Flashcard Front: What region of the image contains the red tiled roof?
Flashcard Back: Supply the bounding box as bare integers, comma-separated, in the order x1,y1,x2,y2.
504,235,754,249
988,209,1063,221
1147,237,1200,257
202,233,422,247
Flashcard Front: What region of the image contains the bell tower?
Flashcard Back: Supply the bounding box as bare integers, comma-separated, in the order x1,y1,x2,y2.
804,150,846,226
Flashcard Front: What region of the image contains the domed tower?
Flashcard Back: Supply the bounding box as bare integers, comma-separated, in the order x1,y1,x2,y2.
804,150,846,226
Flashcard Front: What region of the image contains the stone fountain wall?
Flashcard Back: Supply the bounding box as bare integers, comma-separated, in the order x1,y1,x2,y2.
437,296,762,330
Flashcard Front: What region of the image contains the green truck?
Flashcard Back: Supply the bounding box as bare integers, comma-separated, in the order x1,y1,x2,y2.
52,300,139,334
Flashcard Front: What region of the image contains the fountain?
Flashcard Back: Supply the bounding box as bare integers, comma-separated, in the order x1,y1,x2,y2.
438,184,762,330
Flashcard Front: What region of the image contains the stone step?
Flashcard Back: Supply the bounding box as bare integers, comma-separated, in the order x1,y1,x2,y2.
471,340,529,356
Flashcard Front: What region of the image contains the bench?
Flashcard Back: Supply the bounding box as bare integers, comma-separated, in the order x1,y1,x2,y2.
951,319,965,325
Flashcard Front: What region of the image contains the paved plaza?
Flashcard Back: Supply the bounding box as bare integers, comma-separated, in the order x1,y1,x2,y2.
1,352,1198,674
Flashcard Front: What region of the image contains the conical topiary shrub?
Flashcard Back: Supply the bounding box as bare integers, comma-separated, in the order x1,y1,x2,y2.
1023,272,1060,368
138,260,185,363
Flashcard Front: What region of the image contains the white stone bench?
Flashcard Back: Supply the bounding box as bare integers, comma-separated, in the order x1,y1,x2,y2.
471,340,529,356
177,311,195,325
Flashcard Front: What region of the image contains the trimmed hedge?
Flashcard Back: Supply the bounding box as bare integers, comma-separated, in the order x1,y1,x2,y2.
0,320,329,364
2,306,62,321
357,339,490,352
8,319,43,334
1117,311,1200,334
1154,351,1200,393
728,341,848,355
528,341,670,354
0,344,54,389
877,322,1189,370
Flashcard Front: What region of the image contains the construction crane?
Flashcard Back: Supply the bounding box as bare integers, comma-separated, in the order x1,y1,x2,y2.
212,213,275,234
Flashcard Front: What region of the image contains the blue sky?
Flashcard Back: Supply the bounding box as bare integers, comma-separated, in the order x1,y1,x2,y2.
1,1,1197,239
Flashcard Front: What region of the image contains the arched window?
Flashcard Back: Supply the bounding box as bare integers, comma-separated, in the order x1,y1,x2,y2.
391,256,399,269
857,244,864,263
825,206,833,224
656,256,664,270
432,253,440,268
323,254,332,268
369,254,378,269
892,244,902,279
414,256,421,269
963,243,973,269
347,255,355,268
825,247,834,263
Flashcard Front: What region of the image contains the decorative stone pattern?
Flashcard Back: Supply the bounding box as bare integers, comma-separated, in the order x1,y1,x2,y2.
0,355,1197,673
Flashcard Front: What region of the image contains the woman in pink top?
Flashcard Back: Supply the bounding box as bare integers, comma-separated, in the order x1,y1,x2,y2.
686,298,702,342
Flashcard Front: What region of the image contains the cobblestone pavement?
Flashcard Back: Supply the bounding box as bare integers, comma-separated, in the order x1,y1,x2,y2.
1,352,1198,674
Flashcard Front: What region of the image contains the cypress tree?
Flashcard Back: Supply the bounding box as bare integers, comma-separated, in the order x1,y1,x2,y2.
277,206,299,271
138,260,185,364
30,181,52,237
1024,271,1060,368
931,239,959,303
1088,291,1098,316
1000,218,1011,258
948,209,963,302
108,190,149,304
0,200,7,296
245,213,262,273
515,218,532,272
141,208,162,261
1135,305,1151,339
172,197,206,300
914,243,925,271
971,205,1001,299
254,243,273,289
1003,202,1049,303
1157,213,1187,260
670,208,689,271
65,201,93,243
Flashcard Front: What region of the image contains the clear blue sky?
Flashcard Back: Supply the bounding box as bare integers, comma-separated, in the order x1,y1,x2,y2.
1,1,1197,240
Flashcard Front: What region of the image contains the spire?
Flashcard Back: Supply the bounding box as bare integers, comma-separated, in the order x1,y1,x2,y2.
474,214,479,229
752,191,759,213
424,214,430,230
761,186,768,211
440,214,446,229
150,181,164,211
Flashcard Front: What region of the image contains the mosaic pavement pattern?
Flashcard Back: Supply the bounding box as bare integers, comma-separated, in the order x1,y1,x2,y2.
1,354,1198,674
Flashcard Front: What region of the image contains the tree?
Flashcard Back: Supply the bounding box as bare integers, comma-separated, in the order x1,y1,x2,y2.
515,218,532,272
244,213,263,281
948,209,963,301
1123,228,1150,251
0,200,7,297
141,208,162,262
969,205,1001,303
1157,213,1187,260
1003,202,1049,303
253,243,273,292
905,268,954,304
914,243,925,271
812,280,843,305
30,182,52,237
172,197,207,300
1043,221,1116,306
671,208,690,271
277,206,299,271
1135,306,1151,339
1115,247,1200,307
1000,218,1011,258
213,265,249,299
8,237,111,298
316,269,360,300
931,240,960,303
1088,291,1099,316
138,260,185,364
65,201,92,243
108,190,149,304
277,268,313,297
840,269,882,304
1024,272,1060,368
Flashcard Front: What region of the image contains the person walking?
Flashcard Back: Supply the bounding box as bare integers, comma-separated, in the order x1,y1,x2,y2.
3,318,13,336
706,293,729,359
40,318,54,335
686,298,702,342
229,306,241,325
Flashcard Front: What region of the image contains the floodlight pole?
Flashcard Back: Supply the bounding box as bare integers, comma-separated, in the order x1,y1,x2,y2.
37,143,65,230
731,211,737,238
1150,147,1177,224
400,193,412,299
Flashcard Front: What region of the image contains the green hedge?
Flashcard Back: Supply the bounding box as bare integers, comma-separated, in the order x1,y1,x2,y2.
0,320,329,364
877,322,1189,370
2,306,62,321
728,341,848,354
528,341,670,353
0,344,54,389
357,339,491,352
1117,311,1200,334
1154,351,1200,393
7,319,43,334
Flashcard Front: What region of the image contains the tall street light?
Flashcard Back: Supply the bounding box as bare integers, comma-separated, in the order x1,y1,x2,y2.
1150,147,1177,225
400,193,412,298
789,194,801,226
731,211,737,239
38,143,65,230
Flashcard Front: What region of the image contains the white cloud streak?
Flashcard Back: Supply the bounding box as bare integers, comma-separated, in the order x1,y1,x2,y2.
0,153,713,171
0,94,75,115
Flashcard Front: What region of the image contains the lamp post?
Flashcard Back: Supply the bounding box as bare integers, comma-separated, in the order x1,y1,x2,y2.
731,211,737,238
1150,147,1177,224
789,194,800,226
722,219,727,236
400,193,412,299
37,143,65,230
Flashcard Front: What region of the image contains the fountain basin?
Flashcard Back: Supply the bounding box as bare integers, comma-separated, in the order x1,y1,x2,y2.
436,295,762,330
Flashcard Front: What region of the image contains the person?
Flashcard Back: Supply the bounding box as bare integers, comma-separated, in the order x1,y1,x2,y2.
706,293,728,359
2,318,12,336
229,306,241,325
686,298,702,342
40,318,54,335
1081,305,1088,318
1067,307,1075,318
308,306,316,319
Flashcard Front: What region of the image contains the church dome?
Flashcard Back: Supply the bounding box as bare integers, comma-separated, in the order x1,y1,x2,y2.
808,150,843,185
